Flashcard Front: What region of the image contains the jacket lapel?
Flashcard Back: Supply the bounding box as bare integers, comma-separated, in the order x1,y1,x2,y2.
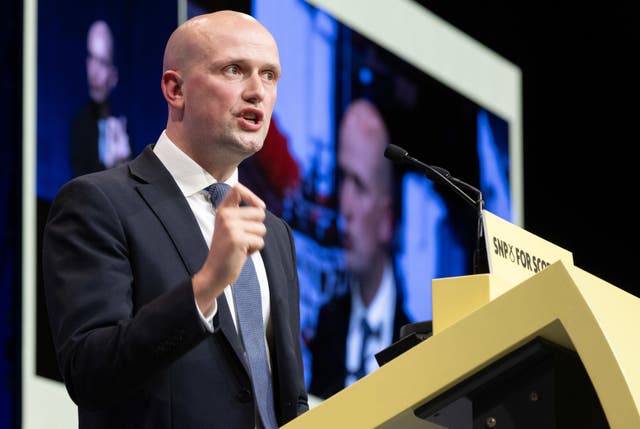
129,146,208,276
128,145,247,366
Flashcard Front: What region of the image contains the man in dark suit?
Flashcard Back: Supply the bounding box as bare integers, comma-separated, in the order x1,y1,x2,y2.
308,99,411,399
43,10,308,428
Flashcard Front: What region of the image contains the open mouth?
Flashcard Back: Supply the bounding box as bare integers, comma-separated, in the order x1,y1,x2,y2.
243,112,259,124
240,108,263,126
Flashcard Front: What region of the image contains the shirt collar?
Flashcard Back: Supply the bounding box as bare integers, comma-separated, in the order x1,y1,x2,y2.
152,130,238,197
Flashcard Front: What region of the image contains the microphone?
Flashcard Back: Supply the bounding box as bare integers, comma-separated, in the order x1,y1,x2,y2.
384,144,488,274
384,144,481,208
376,144,490,363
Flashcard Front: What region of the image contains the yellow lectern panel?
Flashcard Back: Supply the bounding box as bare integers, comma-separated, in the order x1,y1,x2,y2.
284,261,640,429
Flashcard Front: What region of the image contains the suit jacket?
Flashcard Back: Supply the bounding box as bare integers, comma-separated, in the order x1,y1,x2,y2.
308,282,411,399
43,145,308,428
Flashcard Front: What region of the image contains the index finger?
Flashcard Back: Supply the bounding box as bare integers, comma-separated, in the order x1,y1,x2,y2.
219,183,266,209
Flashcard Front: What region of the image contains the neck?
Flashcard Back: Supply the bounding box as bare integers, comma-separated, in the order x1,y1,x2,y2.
165,127,239,181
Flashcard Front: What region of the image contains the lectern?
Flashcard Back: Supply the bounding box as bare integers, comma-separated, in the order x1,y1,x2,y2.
283,211,640,428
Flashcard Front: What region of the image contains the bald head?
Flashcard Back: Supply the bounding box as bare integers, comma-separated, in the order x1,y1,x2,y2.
159,10,281,179
88,20,113,57
86,20,117,103
338,99,392,194
163,10,275,74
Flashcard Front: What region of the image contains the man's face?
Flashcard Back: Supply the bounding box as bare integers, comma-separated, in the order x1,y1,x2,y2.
179,22,281,160
86,25,117,104
338,118,392,276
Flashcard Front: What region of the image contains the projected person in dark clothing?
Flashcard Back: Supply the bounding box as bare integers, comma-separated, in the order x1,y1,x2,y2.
70,19,131,177
309,99,410,399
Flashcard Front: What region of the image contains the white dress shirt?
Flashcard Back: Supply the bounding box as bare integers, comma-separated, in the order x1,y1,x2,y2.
344,262,396,387
152,130,271,335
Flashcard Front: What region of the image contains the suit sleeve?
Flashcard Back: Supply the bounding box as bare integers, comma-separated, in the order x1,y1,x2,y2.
42,176,209,410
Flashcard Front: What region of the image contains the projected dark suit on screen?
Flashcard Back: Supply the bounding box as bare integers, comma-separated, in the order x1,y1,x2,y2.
309,267,410,398
309,99,411,399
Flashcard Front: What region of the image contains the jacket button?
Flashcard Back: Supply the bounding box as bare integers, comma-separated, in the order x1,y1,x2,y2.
236,389,252,403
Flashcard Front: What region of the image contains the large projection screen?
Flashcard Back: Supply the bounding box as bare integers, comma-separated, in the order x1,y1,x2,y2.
22,0,521,426
307,0,522,223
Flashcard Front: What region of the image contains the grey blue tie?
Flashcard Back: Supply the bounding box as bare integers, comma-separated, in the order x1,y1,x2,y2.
205,183,278,429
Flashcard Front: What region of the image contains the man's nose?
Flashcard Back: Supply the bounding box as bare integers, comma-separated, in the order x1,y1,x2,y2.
243,73,266,103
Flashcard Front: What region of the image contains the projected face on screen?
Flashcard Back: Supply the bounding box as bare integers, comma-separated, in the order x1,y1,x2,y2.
86,20,118,105
337,99,394,282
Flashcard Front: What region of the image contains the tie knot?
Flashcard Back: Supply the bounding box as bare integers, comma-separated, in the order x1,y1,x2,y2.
205,183,231,208
361,318,381,339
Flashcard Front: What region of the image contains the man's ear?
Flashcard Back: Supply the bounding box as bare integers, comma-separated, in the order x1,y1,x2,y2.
161,70,184,108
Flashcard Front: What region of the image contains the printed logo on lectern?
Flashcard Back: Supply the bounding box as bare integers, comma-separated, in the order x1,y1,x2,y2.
492,235,551,273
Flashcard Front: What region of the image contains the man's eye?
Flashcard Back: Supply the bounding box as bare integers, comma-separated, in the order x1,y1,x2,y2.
264,70,275,81
225,65,240,75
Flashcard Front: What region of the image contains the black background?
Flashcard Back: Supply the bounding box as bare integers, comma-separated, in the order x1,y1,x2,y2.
415,2,638,296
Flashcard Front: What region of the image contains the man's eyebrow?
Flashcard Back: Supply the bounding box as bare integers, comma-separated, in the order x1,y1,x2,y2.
263,61,281,70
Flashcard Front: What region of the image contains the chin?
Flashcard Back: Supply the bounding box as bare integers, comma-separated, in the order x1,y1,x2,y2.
238,133,264,150
229,138,260,156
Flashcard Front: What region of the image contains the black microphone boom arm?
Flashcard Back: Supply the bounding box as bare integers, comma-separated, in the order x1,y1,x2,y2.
383,144,481,208
384,143,488,274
